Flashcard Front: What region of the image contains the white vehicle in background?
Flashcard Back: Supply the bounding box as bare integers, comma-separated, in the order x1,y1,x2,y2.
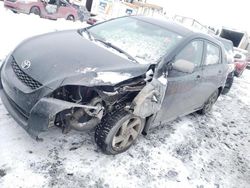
218,27,250,62
218,27,249,50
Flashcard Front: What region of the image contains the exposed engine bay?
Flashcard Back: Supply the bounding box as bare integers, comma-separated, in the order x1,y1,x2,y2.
50,66,167,134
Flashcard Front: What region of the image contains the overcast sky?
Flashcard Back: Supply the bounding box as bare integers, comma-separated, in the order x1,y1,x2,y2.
149,0,250,32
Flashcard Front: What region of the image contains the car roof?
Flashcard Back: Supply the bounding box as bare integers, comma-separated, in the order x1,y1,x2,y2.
214,36,233,46
131,16,222,45
132,16,192,37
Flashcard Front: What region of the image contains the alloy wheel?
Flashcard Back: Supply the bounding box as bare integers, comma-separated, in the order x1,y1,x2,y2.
112,117,142,150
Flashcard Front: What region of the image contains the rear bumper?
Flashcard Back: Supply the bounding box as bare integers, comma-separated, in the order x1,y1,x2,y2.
4,2,28,14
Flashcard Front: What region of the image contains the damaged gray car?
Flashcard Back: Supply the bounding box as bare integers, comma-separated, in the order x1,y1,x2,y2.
0,16,228,154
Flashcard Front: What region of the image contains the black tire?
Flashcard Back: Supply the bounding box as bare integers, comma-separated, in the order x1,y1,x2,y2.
66,15,75,21
12,10,18,14
197,89,219,115
30,6,40,16
95,109,145,155
235,69,245,77
238,70,243,77
221,73,234,95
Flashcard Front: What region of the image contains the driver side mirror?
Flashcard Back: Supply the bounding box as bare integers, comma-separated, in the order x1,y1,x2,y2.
172,59,195,73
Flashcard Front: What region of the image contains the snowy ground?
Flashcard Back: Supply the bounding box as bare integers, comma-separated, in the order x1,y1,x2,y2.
0,3,250,188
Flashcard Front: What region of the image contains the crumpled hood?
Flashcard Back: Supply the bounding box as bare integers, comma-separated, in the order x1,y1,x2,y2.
12,30,149,88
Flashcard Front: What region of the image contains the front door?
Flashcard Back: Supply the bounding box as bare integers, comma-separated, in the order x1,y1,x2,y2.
153,40,205,126
56,0,70,19
45,0,58,15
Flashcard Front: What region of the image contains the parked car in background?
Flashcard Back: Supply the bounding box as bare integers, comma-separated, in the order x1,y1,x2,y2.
4,0,89,21
86,14,106,25
0,16,229,154
247,58,250,69
215,37,235,94
72,3,90,19
233,49,248,77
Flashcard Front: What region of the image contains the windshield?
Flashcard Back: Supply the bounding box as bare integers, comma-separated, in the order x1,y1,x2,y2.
87,17,183,64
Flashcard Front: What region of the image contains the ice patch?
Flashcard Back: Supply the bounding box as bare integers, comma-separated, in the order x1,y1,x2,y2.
76,67,97,74
95,72,132,84
158,75,168,85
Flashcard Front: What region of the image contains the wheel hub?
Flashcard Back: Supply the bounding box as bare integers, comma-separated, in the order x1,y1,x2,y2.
112,117,142,150
123,127,132,138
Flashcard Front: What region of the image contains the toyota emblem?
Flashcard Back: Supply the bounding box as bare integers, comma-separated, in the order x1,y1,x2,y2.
21,60,31,70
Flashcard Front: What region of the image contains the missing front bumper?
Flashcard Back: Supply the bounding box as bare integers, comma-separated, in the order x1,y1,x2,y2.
0,89,102,140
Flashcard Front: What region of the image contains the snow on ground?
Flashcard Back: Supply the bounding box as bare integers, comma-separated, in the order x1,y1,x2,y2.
0,3,86,60
0,3,250,188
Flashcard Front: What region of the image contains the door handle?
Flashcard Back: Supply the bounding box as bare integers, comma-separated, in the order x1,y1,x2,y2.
218,70,222,74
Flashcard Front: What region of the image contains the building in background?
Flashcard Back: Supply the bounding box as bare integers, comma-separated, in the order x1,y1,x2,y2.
173,15,215,35
70,0,87,6
87,0,163,18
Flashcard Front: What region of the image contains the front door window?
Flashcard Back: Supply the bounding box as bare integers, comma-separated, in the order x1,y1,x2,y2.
175,40,204,68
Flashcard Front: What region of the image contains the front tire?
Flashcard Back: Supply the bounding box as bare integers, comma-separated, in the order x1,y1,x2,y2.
95,109,145,155
30,6,40,16
198,89,219,115
66,15,75,21
235,70,243,77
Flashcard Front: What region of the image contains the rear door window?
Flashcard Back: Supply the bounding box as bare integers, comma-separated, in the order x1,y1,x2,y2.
204,43,221,65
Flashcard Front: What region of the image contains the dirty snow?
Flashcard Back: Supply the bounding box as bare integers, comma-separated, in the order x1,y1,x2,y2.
0,3,250,188
158,75,168,85
0,4,86,60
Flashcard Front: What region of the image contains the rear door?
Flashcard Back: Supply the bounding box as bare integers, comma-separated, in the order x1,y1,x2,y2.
153,40,205,125
200,41,225,101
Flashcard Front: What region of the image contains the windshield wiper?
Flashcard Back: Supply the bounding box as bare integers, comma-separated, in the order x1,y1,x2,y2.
82,28,93,41
94,38,138,63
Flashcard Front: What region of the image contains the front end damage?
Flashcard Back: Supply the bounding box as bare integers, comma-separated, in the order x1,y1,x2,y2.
0,58,167,140
50,67,167,138
51,75,149,136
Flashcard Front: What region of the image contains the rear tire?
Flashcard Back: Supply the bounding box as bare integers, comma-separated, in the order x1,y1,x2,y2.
197,89,219,115
30,6,40,16
95,109,145,155
237,70,243,77
66,15,75,21
222,72,234,94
